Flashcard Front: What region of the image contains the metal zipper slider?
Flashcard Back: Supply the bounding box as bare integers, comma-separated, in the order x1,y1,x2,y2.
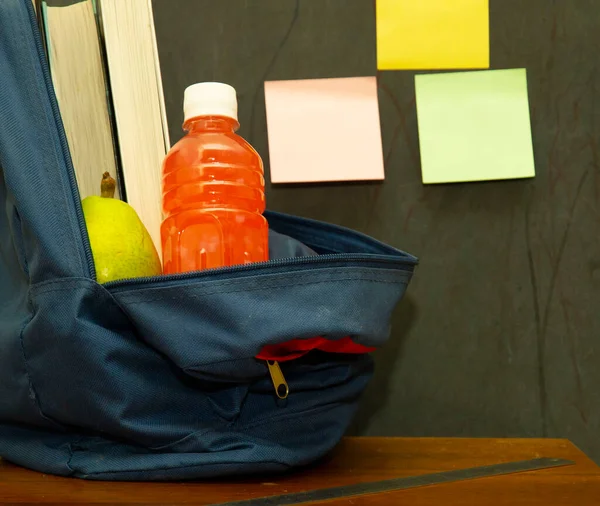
266,360,289,399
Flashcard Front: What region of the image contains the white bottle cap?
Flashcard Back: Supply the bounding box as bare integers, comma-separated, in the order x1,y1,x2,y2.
183,82,238,123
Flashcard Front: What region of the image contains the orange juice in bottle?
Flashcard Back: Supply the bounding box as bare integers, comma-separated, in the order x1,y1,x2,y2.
161,82,268,274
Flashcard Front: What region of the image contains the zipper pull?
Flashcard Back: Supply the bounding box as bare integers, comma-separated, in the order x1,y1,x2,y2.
266,360,289,399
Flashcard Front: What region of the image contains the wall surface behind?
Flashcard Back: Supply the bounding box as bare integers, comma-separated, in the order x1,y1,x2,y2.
153,0,600,461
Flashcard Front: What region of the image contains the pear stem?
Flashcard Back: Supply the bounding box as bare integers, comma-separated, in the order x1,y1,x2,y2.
100,172,116,198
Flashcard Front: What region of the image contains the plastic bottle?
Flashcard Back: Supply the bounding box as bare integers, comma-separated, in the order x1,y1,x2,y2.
161,82,268,274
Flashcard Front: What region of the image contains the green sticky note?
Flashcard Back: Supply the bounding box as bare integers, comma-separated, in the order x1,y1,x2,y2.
415,69,535,184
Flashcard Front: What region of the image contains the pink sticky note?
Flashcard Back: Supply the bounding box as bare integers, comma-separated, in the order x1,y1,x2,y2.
264,77,385,183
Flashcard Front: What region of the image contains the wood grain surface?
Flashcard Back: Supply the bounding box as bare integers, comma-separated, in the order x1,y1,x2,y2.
1,437,599,505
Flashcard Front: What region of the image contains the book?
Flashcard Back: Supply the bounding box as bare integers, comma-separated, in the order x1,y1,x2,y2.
42,0,122,200
96,0,170,253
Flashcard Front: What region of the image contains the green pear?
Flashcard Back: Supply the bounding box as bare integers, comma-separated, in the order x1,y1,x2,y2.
82,172,162,284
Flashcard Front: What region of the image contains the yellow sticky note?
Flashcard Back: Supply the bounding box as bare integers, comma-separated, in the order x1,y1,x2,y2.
415,69,535,184
377,0,489,70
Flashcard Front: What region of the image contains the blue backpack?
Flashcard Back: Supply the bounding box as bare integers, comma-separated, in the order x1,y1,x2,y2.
0,0,417,481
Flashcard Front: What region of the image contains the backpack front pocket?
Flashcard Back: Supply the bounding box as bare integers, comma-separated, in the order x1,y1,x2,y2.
22,224,414,455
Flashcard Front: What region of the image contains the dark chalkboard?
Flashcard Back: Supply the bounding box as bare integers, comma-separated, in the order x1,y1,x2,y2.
152,0,600,462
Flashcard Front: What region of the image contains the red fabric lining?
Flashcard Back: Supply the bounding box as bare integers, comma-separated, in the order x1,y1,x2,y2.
256,336,375,362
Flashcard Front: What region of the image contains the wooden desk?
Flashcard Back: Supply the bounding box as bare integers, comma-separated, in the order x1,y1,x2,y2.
1,437,599,505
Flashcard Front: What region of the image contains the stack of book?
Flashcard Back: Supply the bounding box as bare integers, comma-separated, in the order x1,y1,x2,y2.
36,0,169,252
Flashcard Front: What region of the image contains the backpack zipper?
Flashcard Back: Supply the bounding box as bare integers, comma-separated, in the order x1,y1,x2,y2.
104,253,416,291
266,360,289,399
